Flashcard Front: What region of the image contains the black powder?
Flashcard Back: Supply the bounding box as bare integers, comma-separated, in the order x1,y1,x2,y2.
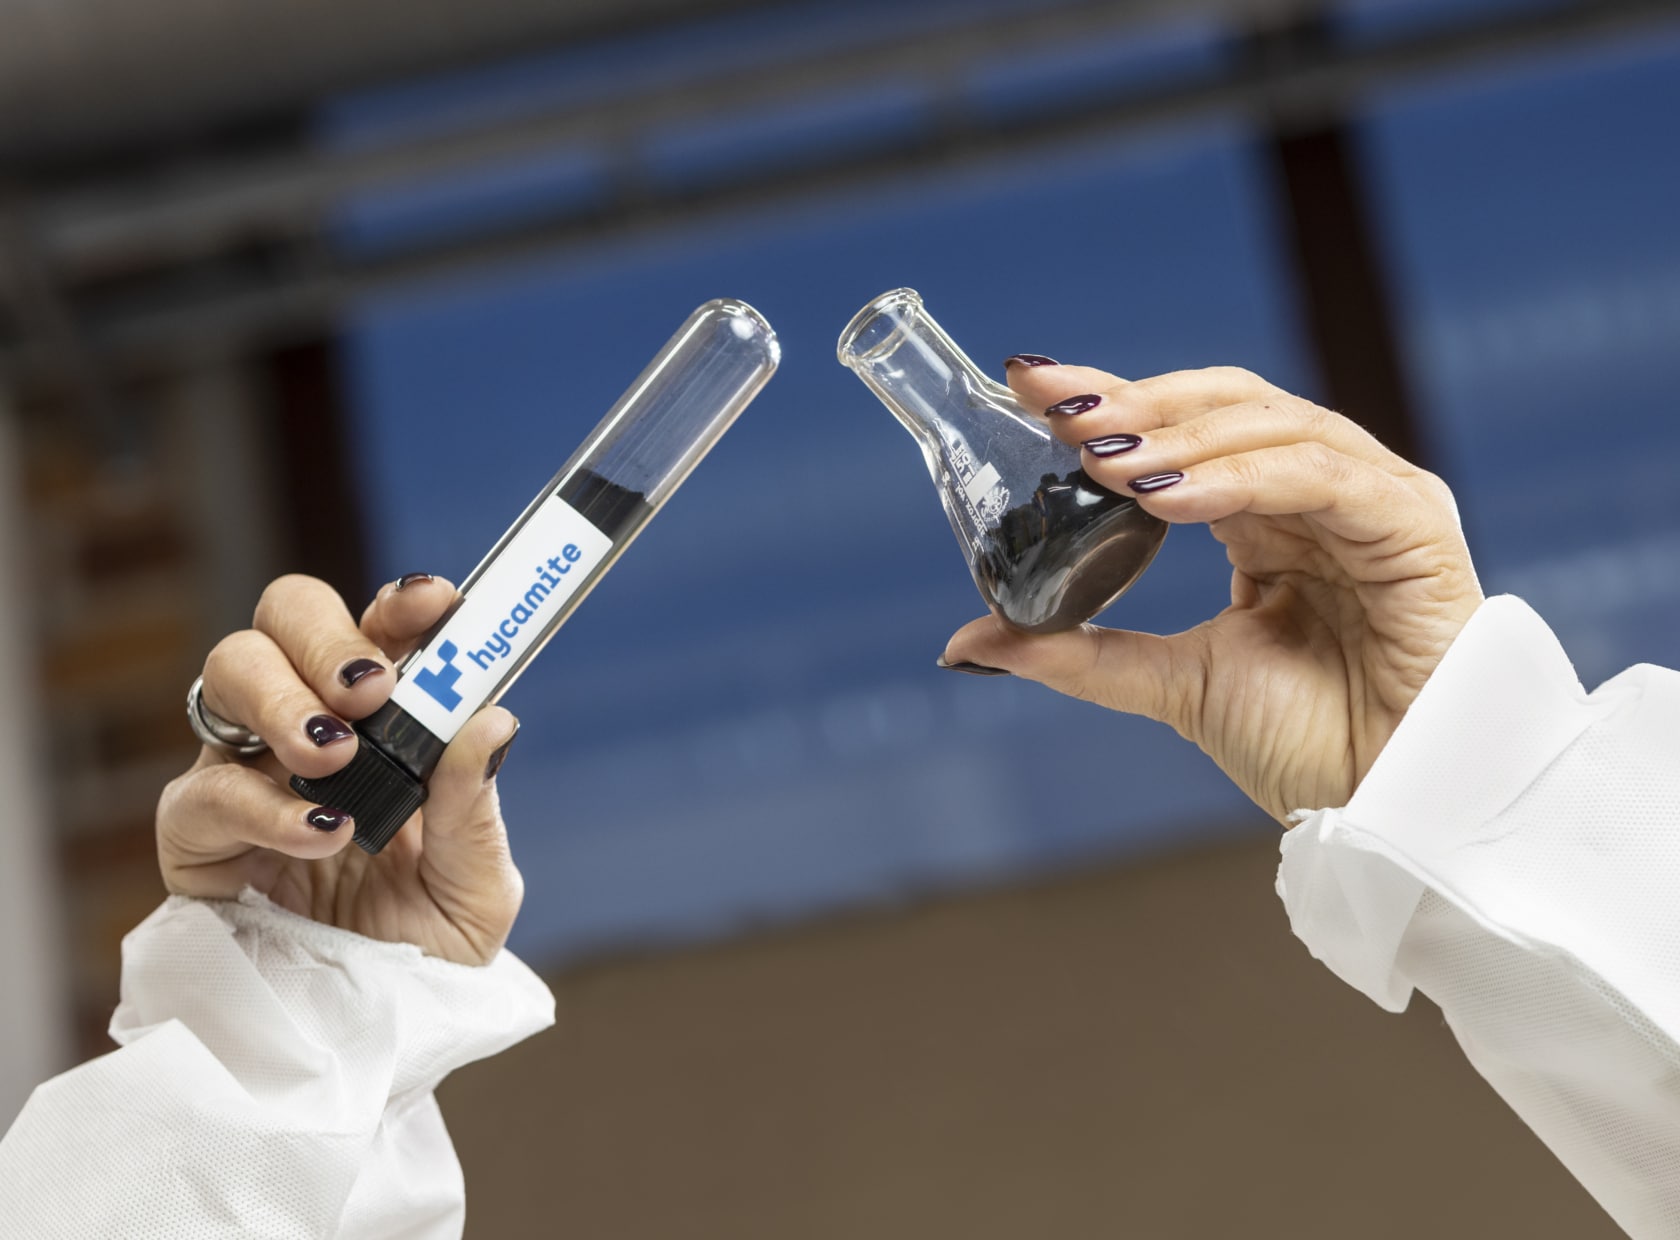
974,468,1166,633
557,466,654,543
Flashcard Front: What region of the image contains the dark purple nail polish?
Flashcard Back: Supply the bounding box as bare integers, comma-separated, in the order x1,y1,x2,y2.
339,658,385,688
395,572,435,591
935,656,1011,677
306,806,351,832
1127,471,1185,494
1083,434,1142,457
1045,394,1103,416
1003,354,1059,369
485,726,520,782
305,714,354,746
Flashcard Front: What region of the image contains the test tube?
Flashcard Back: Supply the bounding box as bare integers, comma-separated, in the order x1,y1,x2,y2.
291,298,780,853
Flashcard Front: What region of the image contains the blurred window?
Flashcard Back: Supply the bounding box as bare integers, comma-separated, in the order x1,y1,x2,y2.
1356,27,1680,685
334,19,1303,963
333,6,1680,964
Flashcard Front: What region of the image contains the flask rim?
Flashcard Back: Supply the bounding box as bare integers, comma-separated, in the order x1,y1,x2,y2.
836,287,924,368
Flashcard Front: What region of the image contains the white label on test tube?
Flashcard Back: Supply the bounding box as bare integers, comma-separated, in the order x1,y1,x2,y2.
389,491,613,742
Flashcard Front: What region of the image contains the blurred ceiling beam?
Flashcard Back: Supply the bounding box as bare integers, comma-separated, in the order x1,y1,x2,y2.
1,0,1677,385
0,0,798,167
0,0,1320,169
29,0,1309,274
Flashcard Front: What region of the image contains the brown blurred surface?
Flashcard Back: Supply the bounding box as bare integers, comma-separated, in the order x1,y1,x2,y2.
441,832,1619,1239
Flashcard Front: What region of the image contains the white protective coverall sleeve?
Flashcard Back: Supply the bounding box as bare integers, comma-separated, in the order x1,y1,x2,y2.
1279,594,1680,1238
0,888,556,1239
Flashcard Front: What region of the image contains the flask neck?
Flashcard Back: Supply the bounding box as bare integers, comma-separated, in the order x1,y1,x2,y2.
837,289,1027,447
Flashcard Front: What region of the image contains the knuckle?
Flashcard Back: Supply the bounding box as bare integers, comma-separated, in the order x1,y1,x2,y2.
253,573,329,630
160,763,238,830
1412,469,1465,525
1209,364,1273,396
254,574,302,629
1413,468,1453,503
1219,451,1266,492
1297,440,1347,480
204,630,264,690
1289,397,1334,437
1171,416,1222,459
196,762,251,817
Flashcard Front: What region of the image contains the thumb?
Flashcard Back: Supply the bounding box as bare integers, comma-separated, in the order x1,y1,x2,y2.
417,705,525,953
941,615,1204,740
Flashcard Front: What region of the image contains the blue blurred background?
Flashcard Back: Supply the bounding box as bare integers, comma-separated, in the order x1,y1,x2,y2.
315,0,1680,964
1,1,1675,1233
339,118,1292,962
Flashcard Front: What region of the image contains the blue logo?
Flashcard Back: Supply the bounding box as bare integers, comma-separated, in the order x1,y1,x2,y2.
412,640,464,712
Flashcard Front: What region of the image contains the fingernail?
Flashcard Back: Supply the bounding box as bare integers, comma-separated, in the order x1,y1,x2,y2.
1128,471,1184,494
306,806,351,832
339,657,385,688
306,714,355,746
395,572,435,591
1004,353,1059,369
1045,394,1103,416
936,655,1011,677
1084,434,1142,457
485,725,520,782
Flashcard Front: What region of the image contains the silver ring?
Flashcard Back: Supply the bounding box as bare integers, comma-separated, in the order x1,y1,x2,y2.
186,675,269,758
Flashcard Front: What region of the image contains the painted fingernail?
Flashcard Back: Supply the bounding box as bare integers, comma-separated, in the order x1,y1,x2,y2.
1083,434,1142,457
339,657,385,688
306,806,351,832
485,725,520,782
305,714,354,746
1045,394,1103,416
1127,471,1184,494
1004,353,1059,369
395,572,435,591
936,655,1011,677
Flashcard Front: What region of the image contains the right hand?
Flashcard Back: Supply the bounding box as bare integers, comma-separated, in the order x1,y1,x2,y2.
943,364,1484,823
158,574,524,966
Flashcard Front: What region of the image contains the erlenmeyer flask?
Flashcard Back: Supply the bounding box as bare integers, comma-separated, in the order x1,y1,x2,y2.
838,288,1166,633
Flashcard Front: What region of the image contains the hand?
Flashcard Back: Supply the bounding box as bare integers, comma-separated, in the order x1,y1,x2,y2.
943,364,1483,823
159,574,523,965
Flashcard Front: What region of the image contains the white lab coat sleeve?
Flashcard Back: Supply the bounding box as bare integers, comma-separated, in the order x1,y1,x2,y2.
1278,594,1680,1237
0,888,556,1239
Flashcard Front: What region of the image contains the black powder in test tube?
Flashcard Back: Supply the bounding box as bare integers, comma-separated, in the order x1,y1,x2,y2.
353,467,652,780
556,466,654,543
974,468,1163,633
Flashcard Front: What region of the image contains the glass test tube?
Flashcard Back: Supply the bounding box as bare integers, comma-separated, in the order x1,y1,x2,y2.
291,298,780,854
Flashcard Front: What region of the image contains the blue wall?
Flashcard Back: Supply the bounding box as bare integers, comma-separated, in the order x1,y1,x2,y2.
332,6,1680,964
1359,26,1680,685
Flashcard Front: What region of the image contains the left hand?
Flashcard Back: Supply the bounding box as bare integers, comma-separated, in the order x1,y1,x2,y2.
158,573,523,965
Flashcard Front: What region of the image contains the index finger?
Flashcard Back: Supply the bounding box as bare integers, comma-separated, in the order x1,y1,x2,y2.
1007,364,1276,427
1015,364,1405,473
360,572,459,661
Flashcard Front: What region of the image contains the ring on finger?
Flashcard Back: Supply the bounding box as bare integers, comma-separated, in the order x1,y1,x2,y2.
186,675,269,758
